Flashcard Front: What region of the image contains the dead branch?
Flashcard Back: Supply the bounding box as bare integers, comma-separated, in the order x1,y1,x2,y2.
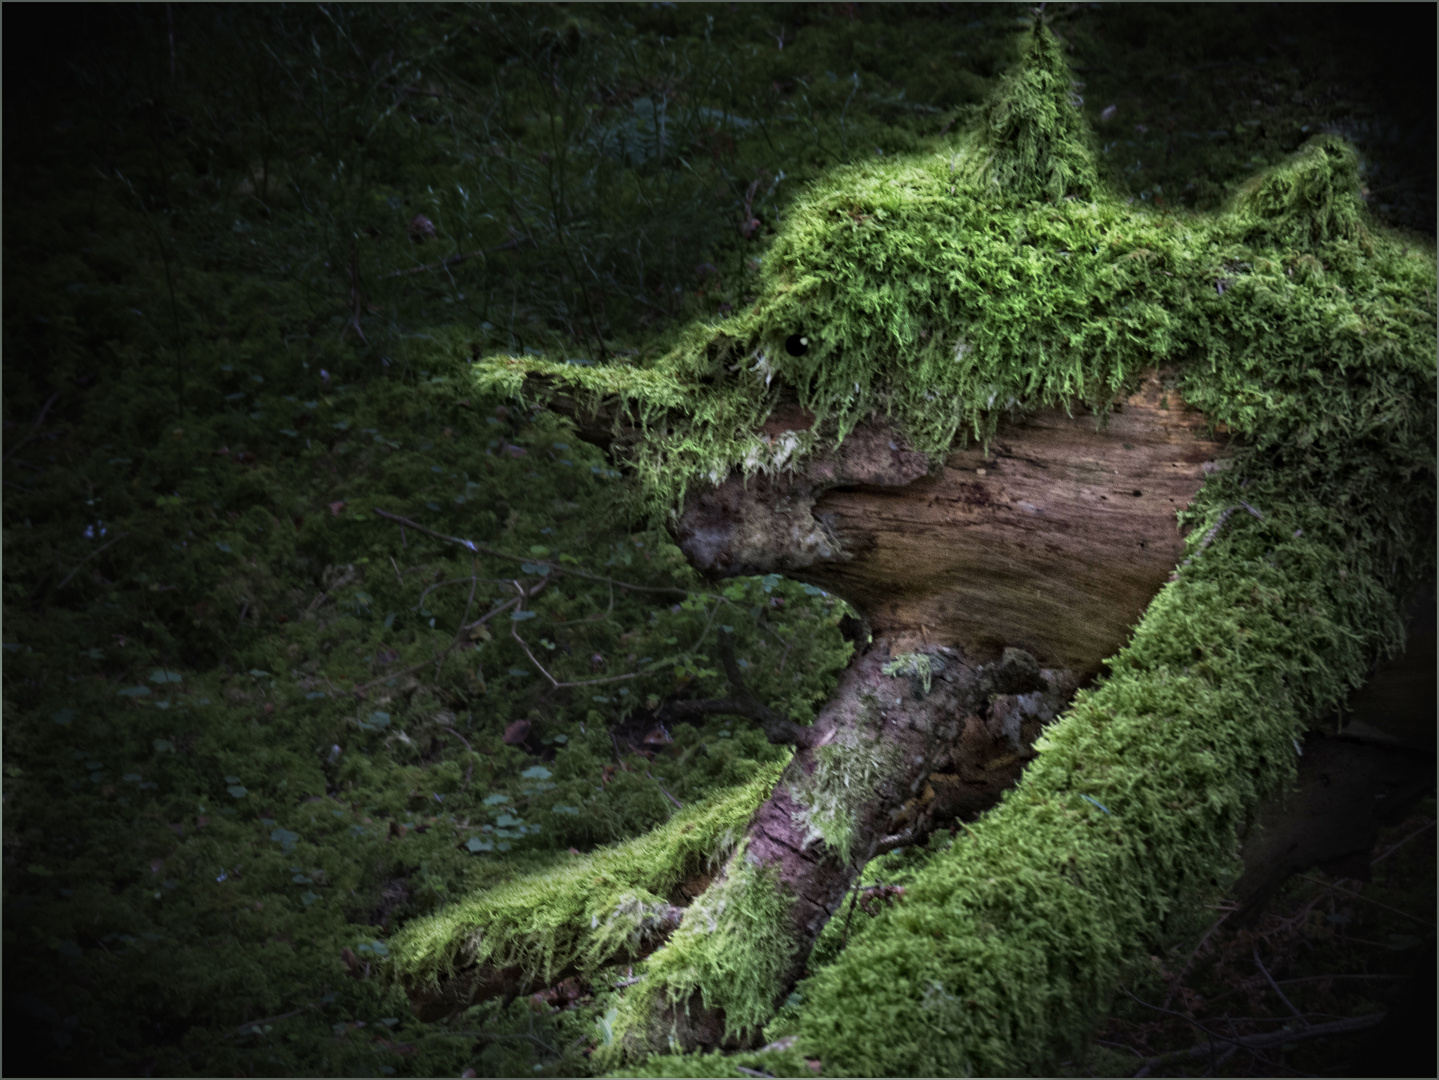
379,236,523,279
341,242,368,344
54,532,129,591
372,508,688,598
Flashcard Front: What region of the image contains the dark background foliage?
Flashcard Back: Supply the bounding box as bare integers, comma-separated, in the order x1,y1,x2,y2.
3,4,1432,1077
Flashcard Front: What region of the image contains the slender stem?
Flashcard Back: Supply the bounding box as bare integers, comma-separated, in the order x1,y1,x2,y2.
372,508,688,597
1253,946,1306,1025
1370,817,1434,865
1297,874,1435,926
1131,1013,1386,1077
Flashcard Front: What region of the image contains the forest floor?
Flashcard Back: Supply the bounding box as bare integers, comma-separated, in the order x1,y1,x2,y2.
3,4,1432,1076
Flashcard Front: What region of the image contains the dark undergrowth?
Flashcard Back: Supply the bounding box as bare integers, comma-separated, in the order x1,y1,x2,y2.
3,4,1431,1076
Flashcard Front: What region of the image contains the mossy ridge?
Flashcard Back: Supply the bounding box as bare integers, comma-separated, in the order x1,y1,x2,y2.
474,21,1434,525
387,762,784,996
959,11,1101,202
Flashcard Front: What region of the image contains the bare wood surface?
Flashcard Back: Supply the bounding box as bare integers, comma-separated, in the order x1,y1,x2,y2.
675,373,1229,678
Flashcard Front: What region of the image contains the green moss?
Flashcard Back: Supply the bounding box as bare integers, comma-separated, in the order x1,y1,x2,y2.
596,841,799,1069
784,692,897,867
775,445,1429,1075
388,763,785,997
8,5,1430,1076
475,20,1434,527
959,19,1101,202
882,652,934,694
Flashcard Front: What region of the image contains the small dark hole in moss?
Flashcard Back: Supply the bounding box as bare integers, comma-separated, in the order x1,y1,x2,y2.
785,333,810,357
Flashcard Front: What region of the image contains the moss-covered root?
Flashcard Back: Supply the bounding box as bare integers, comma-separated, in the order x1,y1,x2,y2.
595,640,1079,1069
386,765,785,1021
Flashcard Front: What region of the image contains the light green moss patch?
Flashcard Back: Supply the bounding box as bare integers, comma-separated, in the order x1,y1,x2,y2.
784,692,899,867
596,842,800,1069
388,763,785,997
882,652,934,694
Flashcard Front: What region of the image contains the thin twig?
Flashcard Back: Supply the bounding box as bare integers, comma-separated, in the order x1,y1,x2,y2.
1120,986,1236,1047
341,242,368,344
55,532,129,591
646,770,683,810
1253,947,1306,1025
1370,817,1434,865
1297,874,1435,926
379,237,522,280
440,557,482,680
373,508,687,597
349,594,522,697
1198,973,1405,1013
439,726,473,752
656,629,811,746
510,622,645,689
1131,1013,1385,1077
1162,906,1232,1010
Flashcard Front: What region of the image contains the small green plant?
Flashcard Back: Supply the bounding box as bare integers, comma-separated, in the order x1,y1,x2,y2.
881,652,934,694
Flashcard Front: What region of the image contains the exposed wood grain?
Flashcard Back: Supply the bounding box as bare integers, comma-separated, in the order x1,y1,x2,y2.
807,375,1228,675
674,373,1230,679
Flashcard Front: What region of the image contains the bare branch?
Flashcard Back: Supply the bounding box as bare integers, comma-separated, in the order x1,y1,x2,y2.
349,592,523,698
377,236,522,280
1252,947,1305,1025
373,508,688,597
55,532,129,591
1371,816,1434,865
1162,907,1232,1010
1297,874,1436,926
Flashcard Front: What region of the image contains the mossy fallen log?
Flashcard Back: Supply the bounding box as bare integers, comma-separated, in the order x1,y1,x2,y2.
400,16,1435,1074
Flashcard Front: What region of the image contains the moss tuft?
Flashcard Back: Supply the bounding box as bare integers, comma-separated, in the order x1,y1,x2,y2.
1232,134,1368,250
961,18,1101,203
784,692,898,867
